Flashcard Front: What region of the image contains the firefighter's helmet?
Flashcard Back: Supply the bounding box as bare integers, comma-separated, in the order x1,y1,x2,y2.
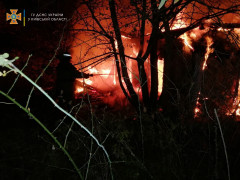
57,52,72,61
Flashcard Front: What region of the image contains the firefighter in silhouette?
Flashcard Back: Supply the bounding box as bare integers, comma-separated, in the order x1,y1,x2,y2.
56,52,92,106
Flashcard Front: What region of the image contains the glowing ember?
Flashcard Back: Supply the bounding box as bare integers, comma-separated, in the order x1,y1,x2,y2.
202,36,214,70
194,92,201,118
194,107,200,116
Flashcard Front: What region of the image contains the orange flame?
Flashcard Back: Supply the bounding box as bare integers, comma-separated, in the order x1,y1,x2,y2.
76,87,84,93
77,79,93,85
217,27,231,32
235,80,240,116
202,36,214,70
236,107,240,116
88,66,98,74
194,92,201,118
75,79,93,94
180,33,194,52
158,59,164,95
113,62,117,85
121,35,131,39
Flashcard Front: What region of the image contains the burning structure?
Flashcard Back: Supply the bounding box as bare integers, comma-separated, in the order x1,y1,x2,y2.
67,0,240,121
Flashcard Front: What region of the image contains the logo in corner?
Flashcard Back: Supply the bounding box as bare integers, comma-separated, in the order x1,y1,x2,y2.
6,9,22,24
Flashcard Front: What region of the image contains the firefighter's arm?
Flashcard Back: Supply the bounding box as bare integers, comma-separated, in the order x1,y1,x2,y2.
72,65,92,78
81,72,93,78
75,70,93,78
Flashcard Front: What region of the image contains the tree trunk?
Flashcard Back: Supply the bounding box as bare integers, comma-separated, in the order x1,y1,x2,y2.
149,38,158,112
109,0,140,110
147,11,159,112
158,34,180,121
159,34,206,121
138,60,149,109
185,39,206,120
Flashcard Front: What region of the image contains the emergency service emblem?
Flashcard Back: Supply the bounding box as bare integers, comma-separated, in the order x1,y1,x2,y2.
6,9,22,24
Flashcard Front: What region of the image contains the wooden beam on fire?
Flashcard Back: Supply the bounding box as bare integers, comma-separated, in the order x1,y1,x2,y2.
158,23,240,39
158,23,201,39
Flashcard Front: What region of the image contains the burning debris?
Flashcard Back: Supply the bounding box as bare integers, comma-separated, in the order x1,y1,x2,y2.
72,22,240,117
